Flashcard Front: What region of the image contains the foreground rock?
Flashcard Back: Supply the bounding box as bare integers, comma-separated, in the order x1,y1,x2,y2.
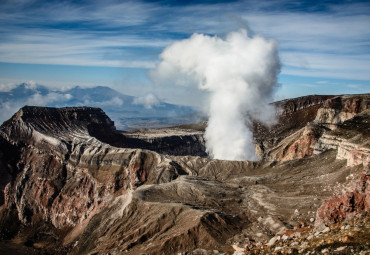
234,165,370,255
0,93,369,254
316,164,370,227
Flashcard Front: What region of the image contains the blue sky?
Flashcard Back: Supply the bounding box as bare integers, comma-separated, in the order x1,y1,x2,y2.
0,0,369,107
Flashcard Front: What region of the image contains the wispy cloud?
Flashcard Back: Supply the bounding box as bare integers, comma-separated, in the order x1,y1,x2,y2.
82,96,124,107
316,81,329,84
133,93,161,109
0,29,166,68
0,0,168,68
0,90,73,124
0,82,18,92
0,0,369,82
301,84,319,88
347,84,361,89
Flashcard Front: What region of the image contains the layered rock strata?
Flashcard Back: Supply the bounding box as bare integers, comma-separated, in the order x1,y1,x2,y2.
256,94,370,164
0,94,369,254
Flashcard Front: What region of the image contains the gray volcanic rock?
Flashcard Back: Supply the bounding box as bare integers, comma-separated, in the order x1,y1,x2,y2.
0,94,369,254
121,127,207,157
0,107,193,250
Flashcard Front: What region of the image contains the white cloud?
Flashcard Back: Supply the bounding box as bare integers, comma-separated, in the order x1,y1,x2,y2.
0,80,37,92
82,96,124,107
0,30,162,68
347,84,361,89
133,93,160,109
27,92,73,106
0,91,73,124
169,2,370,82
0,0,155,28
281,53,370,80
0,0,369,82
0,82,17,92
24,80,37,89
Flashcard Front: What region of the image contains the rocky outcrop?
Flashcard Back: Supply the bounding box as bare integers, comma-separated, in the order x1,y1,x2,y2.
229,164,370,255
0,106,195,249
275,95,334,116
314,94,369,128
255,94,370,163
262,124,323,161
337,142,370,167
254,95,332,157
238,214,370,254
315,164,370,226
122,128,207,156
314,110,370,167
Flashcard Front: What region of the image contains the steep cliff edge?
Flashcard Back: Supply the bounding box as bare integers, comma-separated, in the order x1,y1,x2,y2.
255,94,370,164
314,109,370,167
0,106,201,253
121,127,206,157
254,95,333,156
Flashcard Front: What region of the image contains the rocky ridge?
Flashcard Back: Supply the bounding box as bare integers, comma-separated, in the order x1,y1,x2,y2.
0,94,369,254
256,94,370,163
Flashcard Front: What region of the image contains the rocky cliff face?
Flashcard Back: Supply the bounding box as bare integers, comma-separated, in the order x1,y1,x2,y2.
314,95,369,127
0,94,369,254
121,127,207,157
314,109,370,167
253,95,333,160
256,94,370,165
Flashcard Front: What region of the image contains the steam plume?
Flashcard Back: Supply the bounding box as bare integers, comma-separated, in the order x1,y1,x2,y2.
152,30,280,160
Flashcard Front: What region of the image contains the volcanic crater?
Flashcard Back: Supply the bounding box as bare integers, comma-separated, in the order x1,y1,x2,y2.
0,94,369,254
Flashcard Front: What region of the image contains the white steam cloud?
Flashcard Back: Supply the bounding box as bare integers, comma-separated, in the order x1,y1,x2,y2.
152,29,280,161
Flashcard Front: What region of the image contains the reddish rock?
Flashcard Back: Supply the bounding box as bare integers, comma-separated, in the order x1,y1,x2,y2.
316,165,370,226
281,127,319,161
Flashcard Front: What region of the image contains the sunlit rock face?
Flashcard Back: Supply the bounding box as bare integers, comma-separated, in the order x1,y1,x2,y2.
255,94,369,163
0,94,369,254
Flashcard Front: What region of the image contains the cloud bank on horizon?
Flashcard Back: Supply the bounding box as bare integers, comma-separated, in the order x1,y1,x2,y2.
152,30,280,160
0,0,369,105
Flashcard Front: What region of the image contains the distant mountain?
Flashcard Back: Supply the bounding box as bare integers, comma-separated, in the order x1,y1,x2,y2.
0,83,201,129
